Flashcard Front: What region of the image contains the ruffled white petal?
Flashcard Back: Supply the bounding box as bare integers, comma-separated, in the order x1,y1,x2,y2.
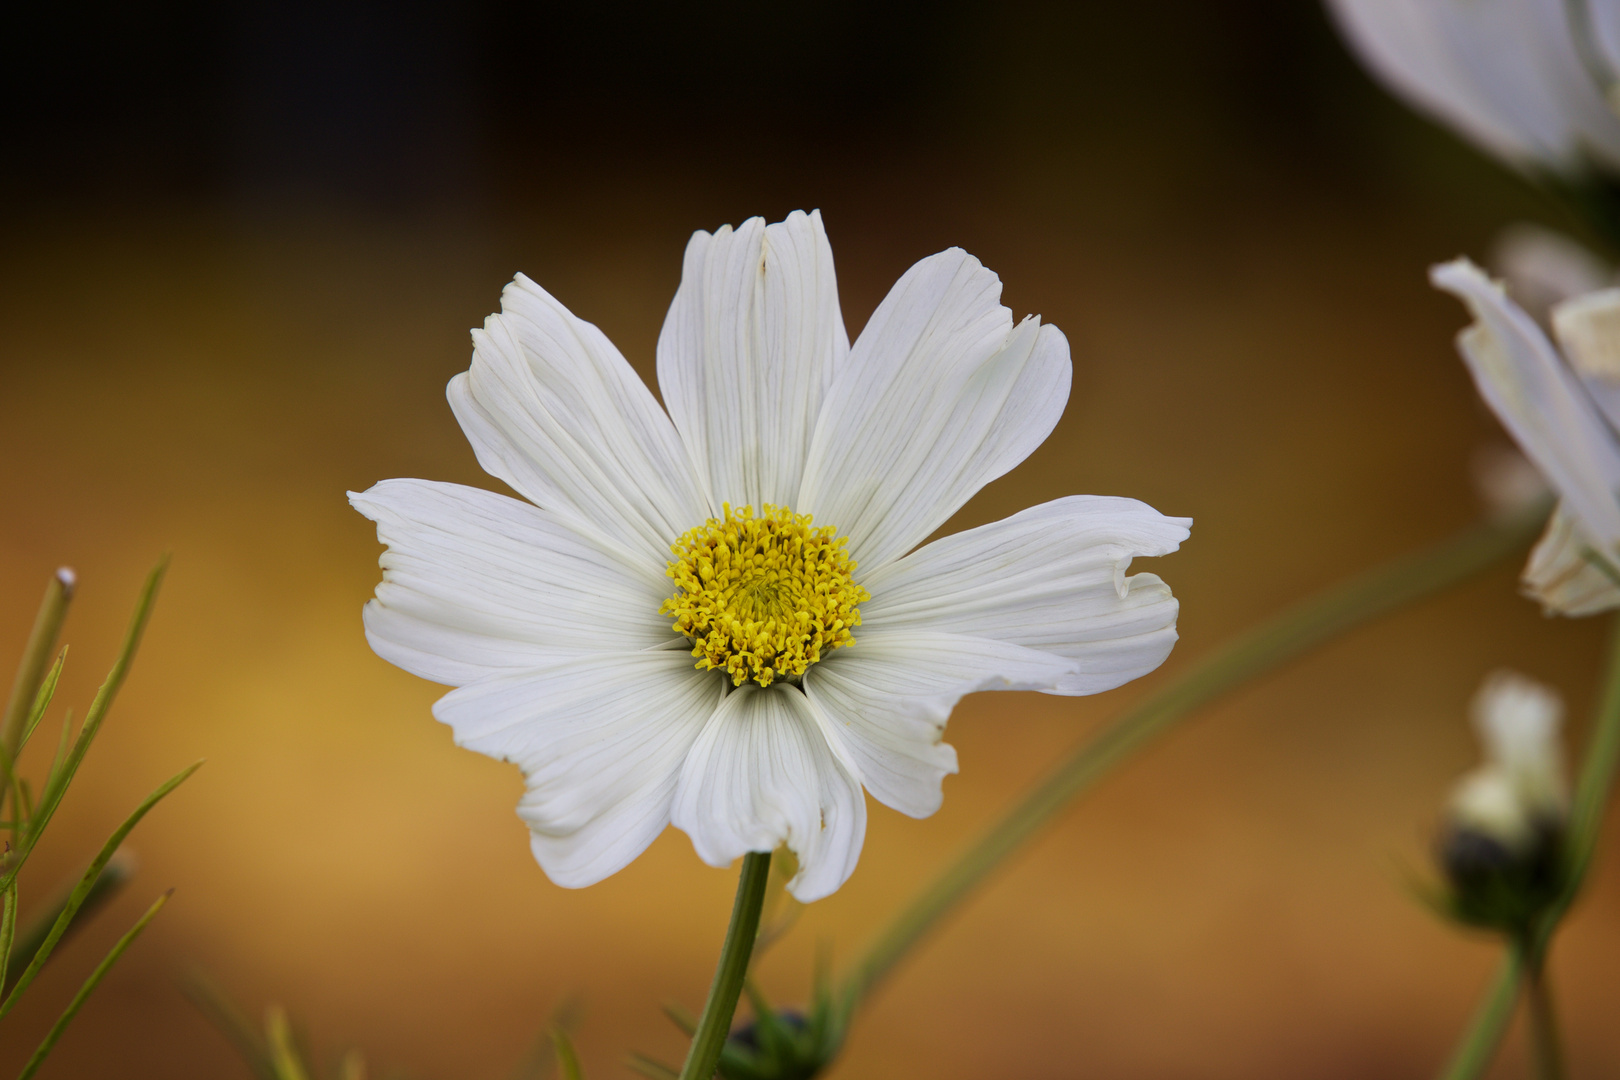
448,274,710,565
1432,259,1620,552
798,249,1070,571
1326,0,1620,171
350,479,675,685
433,651,723,888
1523,501,1620,615
671,685,866,902
859,495,1189,696
803,630,1077,818
657,211,848,512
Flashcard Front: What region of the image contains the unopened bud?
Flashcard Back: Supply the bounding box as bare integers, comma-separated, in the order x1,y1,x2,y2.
1438,671,1569,930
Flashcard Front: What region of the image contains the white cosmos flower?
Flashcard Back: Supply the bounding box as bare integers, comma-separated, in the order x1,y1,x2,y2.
1326,0,1620,174
1432,257,1620,615
351,211,1190,902
1448,670,1568,850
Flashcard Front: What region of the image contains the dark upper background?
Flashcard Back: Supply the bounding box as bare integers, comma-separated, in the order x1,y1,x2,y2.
2,3,1616,1079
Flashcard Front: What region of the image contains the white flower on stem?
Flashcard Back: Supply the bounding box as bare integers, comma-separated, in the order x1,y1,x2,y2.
352,211,1190,901
1432,257,1620,615
1448,671,1568,851
1326,0,1620,174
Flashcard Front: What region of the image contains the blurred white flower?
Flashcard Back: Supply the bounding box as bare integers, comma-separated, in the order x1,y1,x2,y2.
1432,257,1620,614
352,211,1190,901
1326,0,1620,174
1448,670,1568,850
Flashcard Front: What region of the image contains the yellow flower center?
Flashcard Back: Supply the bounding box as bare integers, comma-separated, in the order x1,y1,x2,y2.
662,503,868,688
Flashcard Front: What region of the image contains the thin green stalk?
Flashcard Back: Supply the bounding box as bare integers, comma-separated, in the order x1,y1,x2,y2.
838,500,1549,1020
1436,612,1620,1079
1524,945,1566,1080
0,569,74,764
1435,944,1524,1080
678,851,772,1080
0,884,15,991
16,889,170,1080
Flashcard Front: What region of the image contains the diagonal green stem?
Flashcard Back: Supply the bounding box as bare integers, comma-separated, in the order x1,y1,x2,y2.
1436,612,1620,1080
838,499,1550,1024
679,851,772,1080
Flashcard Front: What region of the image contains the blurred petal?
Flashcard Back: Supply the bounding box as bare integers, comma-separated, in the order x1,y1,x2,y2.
351,479,673,685
1327,0,1620,171
1522,501,1620,615
1552,285,1620,429
1432,258,1620,551
657,211,849,511
860,496,1189,695
799,248,1070,570
449,274,710,564
433,651,722,888
671,685,866,902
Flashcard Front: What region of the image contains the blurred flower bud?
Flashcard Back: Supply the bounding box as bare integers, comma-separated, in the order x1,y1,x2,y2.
719,991,841,1080
1438,671,1569,930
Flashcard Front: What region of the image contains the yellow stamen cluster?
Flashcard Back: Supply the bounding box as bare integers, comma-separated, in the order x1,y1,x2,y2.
662,504,868,688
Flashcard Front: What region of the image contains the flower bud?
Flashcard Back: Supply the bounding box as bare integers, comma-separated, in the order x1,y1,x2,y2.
1438,671,1569,930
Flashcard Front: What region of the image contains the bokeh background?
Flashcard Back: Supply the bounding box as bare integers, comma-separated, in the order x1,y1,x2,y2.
1,2,1616,1077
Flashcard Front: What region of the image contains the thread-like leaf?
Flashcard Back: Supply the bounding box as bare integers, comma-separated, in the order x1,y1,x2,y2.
3,850,135,990
0,560,166,895
0,760,199,1019
181,971,279,1080
266,1005,313,1080
0,883,15,989
17,648,66,757
15,889,170,1080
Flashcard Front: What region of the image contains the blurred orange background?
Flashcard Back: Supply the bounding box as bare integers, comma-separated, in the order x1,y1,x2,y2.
2,3,1617,1078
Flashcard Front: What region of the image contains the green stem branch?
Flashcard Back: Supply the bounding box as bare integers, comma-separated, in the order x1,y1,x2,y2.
679,851,772,1080
838,499,1549,1025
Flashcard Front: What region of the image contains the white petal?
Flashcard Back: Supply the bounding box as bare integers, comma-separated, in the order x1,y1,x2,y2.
1522,501,1620,615
1432,259,1620,552
859,496,1189,696
1470,668,1568,818
656,211,849,512
1326,0,1620,171
350,479,676,685
433,652,723,888
449,274,711,565
798,249,1070,570
671,685,866,902
803,630,1077,818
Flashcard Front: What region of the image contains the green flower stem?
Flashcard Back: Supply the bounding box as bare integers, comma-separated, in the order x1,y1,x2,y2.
1525,947,1567,1080
0,569,74,766
679,851,772,1080
1435,943,1523,1080
838,498,1550,1024
1437,612,1620,1080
